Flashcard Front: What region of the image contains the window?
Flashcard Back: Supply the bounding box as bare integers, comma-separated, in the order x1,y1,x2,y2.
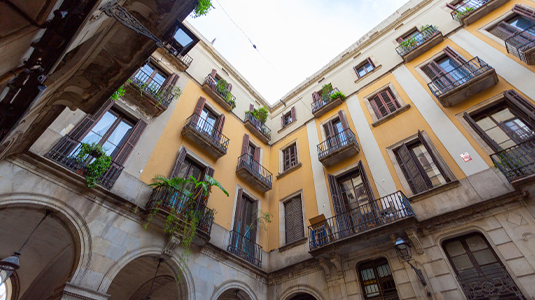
489,5,535,40
358,258,399,300
281,107,296,128
421,46,468,82
464,90,535,151
284,196,304,244
354,58,375,78
443,233,524,300
233,189,258,240
133,62,168,91
395,131,450,195
283,143,298,171
192,97,225,138
369,88,402,119
327,161,374,217
397,28,420,43
169,148,215,204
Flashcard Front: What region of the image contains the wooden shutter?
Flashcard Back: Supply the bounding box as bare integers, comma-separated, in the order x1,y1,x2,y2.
241,134,250,156
312,91,320,102
113,119,147,165
423,61,443,81
215,113,225,134
210,69,217,78
281,115,285,128
193,97,206,118
253,147,261,162
227,82,233,92
161,73,179,93
285,197,304,244
170,148,187,178
396,142,428,194
512,4,535,20
418,130,450,183
367,58,375,68
463,112,501,151
93,100,115,121
234,188,244,232
443,46,466,64
504,90,535,129
489,22,519,40
290,144,297,166
249,104,254,111
249,200,259,242
357,161,375,201
327,174,345,216
290,106,296,121
338,110,349,130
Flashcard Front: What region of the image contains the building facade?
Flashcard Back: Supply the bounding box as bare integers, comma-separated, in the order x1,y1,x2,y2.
1,0,535,299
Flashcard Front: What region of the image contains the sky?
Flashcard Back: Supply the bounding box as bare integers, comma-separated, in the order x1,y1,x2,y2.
186,0,409,104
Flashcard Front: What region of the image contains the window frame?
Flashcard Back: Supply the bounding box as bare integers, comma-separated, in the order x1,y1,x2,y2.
357,258,399,300
282,143,298,172
354,58,376,78
283,195,305,245
231,187,261,244
387,131,456,197
278,139,300,176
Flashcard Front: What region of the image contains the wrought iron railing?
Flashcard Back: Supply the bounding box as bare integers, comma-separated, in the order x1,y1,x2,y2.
308,191,414,250
457,265,525,300
236,154,273,189
130,68,175,107
395,26,441,57
227,230,262,267
427,57,493,98
203,74,236,108
245,112,271,140
317,128,359,160
45,135,123,189
311,88,342,113
505,25,535,64
184,113,229,154
491,139,535,182
146,186,215,235
450,0,492,22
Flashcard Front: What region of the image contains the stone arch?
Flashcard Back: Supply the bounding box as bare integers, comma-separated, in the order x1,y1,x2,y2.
100,246,195,300
0,193,92,298
279,284,325,300
211,280,258,300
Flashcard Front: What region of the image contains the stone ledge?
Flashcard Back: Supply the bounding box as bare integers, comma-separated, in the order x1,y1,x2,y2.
278,237,308,253
408,180,460,203
276,162,302,179
371,104,411,127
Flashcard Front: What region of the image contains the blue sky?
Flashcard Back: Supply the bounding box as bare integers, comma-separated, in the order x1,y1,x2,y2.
187,0,408,104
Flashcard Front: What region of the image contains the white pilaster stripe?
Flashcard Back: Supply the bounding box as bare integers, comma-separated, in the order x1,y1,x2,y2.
346,96,398,196
306,121,332,219
393,65,489,176
450,29,535,100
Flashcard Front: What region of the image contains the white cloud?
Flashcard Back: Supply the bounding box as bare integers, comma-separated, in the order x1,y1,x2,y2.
187,0,408,104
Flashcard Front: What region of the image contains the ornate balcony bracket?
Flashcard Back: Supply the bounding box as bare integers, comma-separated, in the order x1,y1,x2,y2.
406,228,424,255
330,253,343,276
162,234,182,258
318,257,332,277
100,1,164,48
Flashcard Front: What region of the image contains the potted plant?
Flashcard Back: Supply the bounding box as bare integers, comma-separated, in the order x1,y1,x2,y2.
247,106,269,124
330,91,346,101
74,142,112,188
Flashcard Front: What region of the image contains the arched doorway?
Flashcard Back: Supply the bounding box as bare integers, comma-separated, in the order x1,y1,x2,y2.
107,256,188,300
0,206,81,300
288,293,317,300
217,289,253,300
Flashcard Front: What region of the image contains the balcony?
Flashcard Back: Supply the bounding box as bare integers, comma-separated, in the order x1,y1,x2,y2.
165,42,194,72
395,26,444,62
451,0,510,26
201,74,236,112
244,112,271,144
146,186,215,244
491,139,535,183
125,69,177,116
505,25,535,65
227,230,262,267
308,191,415,252
317,128,360,167
428,57,498,107
181,113,229,159
45,136,123,189
236,154,273,193
311,88,344,118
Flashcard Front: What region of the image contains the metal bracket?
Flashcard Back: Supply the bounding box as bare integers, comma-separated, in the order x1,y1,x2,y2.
99,0,165,47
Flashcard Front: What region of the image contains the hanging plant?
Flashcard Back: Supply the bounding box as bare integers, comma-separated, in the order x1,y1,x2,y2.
192,0,213,18
110,79,132,101
74,143,112,188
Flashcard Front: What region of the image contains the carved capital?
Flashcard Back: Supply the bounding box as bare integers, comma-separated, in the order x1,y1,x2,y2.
405,228,424,255
162,234,181,258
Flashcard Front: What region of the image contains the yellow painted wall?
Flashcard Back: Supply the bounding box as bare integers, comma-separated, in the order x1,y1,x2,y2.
141,79,271,248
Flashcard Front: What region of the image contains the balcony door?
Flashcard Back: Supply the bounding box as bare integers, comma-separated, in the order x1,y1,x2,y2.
231,189,258,263
323,111,350,151
423,47,469,89
443,233,524,300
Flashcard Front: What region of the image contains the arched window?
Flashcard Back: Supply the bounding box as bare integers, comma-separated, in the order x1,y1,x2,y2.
357,258,399,300
443,233,525,300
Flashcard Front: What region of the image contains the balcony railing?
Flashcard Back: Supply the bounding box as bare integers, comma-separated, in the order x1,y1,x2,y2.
395,26,441,57
227,230,262,267
130,69,175,107
491,139,535,182
427,57,493,98
317,128,359,160
236,154,273,189
184,113,230,154
244,112,271,140
450,0,490,22
45,135,123,189
308,191,414,250
457,265,525,300
203,74,236,109
505,25,535,65
146,186,215,235
311,88,342,113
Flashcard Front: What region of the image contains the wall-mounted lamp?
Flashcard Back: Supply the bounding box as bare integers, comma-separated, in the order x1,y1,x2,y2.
394,237,427,286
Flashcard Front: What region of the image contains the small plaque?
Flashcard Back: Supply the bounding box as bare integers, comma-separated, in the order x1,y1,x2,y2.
461,152,472,162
